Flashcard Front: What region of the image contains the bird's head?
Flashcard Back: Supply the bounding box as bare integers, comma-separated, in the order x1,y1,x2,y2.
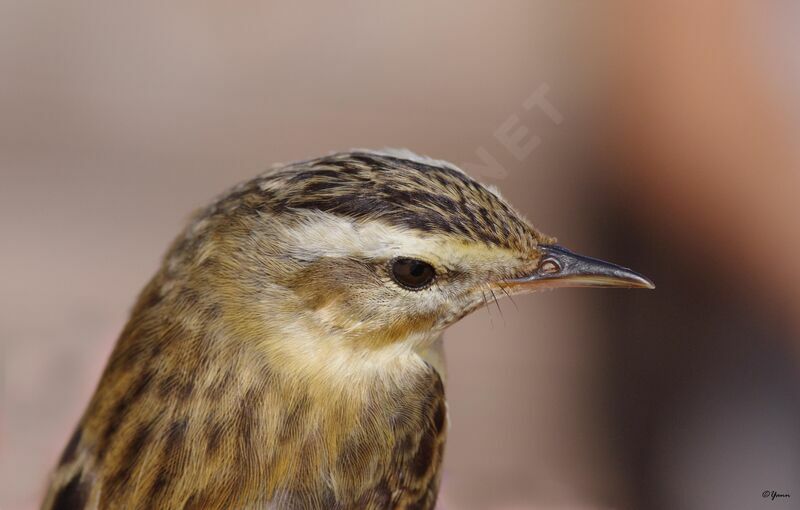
160,150,652,370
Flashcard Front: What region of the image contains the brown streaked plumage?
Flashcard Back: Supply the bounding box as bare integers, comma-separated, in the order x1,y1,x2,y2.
43,150,653,510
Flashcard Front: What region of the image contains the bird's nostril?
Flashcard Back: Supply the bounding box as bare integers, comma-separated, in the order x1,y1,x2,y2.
537,258,561,275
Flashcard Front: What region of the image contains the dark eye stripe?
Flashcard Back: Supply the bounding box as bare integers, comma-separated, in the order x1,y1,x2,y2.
390,258,436,290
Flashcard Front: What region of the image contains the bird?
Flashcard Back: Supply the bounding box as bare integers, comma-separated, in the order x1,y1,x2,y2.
43,149,653,510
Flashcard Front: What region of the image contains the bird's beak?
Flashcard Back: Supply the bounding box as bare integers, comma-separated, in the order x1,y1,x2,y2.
503,244,655,290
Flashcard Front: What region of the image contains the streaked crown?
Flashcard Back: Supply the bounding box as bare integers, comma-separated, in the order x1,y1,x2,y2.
205,150,553,252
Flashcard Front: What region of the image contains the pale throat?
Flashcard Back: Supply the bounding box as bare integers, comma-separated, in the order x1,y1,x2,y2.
246,310,445,397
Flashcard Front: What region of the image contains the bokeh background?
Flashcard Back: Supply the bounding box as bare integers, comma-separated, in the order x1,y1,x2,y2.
2,2,799,509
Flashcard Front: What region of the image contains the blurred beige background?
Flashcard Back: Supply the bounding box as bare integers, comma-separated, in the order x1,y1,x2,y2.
2,2,799,509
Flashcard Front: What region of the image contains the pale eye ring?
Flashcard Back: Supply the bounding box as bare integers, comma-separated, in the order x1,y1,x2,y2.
389,258,436,290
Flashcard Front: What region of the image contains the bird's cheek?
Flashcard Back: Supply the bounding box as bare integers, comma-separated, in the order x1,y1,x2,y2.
376,313,440,345
286,257,375,300
430,293,485,329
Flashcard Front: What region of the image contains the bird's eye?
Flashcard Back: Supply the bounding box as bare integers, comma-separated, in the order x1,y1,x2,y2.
390,258,436,290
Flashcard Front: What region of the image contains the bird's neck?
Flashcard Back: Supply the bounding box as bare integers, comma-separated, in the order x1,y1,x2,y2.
96,276,444,415
76,292,448,508
202,287,446,398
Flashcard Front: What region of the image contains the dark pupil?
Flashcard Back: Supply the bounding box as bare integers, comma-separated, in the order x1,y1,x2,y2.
392,258,435,289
